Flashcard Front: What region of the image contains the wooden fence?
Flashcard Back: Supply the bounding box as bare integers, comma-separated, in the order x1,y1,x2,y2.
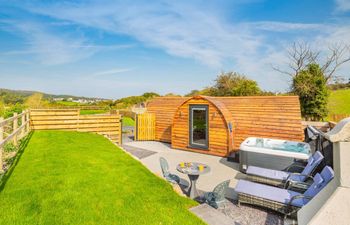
31,106,107,110
30,109,122,144
302,121,338,133
0,110,31,173
329,114,350,122
135,113,155,141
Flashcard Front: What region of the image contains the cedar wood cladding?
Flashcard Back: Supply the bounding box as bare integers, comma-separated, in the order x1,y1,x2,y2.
146,95,303,157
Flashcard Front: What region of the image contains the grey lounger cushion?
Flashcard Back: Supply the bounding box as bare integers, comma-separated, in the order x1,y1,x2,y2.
235,180,305,207
246,151,324,182
236,166,334,207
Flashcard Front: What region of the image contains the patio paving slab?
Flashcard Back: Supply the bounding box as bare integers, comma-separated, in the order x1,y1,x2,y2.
122,144,157,159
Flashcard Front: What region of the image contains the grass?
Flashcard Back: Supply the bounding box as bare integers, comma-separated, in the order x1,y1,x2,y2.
55,101,82,106
80,109,108,115
122,116,135,127
328,88,350,115
0,131,203,225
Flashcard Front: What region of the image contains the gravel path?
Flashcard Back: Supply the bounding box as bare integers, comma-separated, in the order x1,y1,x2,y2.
183,187,285,225
217,199,285,225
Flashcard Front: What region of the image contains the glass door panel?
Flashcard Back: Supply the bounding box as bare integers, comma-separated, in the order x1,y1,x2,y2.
189,105,208,149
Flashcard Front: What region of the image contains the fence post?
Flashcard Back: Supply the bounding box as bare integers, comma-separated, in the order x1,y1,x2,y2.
21,111,26,138
0,117,4,173
26,110,30,133
135,114,138,141
76,109,80,131
13,113,18,146
118,111,122,145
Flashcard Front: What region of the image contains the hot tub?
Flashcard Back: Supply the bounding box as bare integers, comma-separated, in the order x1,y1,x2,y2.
239,137,311,172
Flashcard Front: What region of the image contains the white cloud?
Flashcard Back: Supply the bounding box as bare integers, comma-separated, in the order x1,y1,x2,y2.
0,20,133,65
4,1,350,91
92,68,132,76
9,21,97,65
0,44,133,57
24,1,261,67
312,26,350,78
245,21,325,32
335,0,350,12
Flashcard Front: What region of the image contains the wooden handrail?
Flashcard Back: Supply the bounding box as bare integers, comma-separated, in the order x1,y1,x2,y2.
0,111,27,127
0,110,31,173
0,120,29,148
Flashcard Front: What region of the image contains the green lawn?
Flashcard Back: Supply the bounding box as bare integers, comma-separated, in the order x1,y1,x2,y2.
55,101,82,106
328,88,350,115
122,116,135,127
80,109,108,115
0,131,203,225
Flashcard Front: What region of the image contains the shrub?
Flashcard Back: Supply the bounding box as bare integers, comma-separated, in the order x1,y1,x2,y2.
2,103,25,119
209,72,261,96
292,64,329,121
4,142,18,153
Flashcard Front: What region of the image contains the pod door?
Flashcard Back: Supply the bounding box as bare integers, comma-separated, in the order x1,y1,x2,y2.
189,105,208,149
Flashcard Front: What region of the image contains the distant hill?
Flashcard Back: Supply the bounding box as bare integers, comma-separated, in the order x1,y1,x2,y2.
0,88,107,104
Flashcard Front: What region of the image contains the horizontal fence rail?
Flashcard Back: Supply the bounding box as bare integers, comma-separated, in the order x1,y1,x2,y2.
302,121,338,133
0,110,31,173
30,109,122,145
31,106,107,110
329,114,350,122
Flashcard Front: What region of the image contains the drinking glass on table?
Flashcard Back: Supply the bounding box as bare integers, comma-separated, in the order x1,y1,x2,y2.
198,164,204,171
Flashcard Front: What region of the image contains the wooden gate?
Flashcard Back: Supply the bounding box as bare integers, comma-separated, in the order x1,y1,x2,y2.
135,113,155,141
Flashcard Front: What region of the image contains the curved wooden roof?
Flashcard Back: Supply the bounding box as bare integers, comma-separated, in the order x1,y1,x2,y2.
175,95,235,128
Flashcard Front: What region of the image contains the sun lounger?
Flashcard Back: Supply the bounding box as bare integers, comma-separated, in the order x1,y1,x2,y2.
235,166,334,218
246,151,324,187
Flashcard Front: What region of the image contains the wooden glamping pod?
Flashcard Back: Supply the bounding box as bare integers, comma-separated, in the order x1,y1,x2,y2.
144,95,304,157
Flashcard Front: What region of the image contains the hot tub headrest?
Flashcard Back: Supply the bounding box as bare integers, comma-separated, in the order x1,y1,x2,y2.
324,117,350,142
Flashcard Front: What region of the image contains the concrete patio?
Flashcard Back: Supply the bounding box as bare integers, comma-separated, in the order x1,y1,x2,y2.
123,139,243,197
121,137,287,225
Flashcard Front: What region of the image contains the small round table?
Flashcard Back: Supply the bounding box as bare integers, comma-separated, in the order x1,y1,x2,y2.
176,162,210,199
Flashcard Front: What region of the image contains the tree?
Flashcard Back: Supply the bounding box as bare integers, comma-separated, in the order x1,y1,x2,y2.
0,91,24,105
142,92,160,99
273,42,350,82
0,98,5,117
210,72,261,96
292,64,329,121
185,90,201,97
185,88,215,97
328,76,350,90
163,93,181,97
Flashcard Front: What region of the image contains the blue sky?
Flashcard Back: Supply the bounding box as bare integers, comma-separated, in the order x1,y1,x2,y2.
0,0,350,99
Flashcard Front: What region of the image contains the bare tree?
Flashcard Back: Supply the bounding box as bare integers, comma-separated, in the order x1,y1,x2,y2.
273,42,350,82
322,44,350,81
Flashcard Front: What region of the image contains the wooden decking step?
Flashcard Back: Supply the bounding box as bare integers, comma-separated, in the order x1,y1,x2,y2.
190,204,236,225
